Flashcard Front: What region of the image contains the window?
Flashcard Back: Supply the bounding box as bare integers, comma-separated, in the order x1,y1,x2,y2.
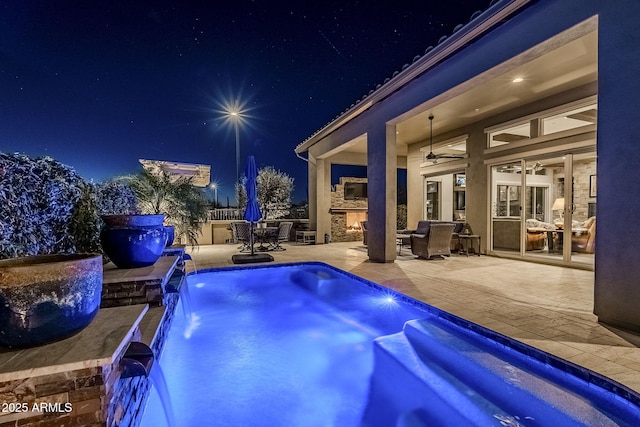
425,181,440,220
542,104,597,136
489,123,530,147
496,185,521,217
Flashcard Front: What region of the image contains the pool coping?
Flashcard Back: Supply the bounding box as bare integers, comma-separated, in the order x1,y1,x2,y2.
190,260,640,411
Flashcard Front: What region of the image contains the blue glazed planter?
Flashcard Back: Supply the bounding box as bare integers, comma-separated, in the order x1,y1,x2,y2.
0,254,103,348
164,225,175,247
101,214,167,269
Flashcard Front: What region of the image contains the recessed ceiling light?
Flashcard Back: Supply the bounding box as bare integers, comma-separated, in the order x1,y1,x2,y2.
512,77,524,83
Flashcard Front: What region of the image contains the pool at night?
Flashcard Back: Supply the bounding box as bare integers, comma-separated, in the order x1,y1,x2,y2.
140,262,640,426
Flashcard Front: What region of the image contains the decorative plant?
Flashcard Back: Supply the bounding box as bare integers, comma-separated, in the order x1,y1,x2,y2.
68,183,103,255
118,169,209,247
94,180,140,216
236,166,294,220
0,152,100,259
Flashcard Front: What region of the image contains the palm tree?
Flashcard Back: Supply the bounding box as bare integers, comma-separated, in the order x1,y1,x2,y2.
121,169,209,247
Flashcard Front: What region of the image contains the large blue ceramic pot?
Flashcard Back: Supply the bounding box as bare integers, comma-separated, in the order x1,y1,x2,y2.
100,214,167,269
164,225,175,247
0,253,103,348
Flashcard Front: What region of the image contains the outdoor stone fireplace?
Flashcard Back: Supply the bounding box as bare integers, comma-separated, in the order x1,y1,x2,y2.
330,177,368,242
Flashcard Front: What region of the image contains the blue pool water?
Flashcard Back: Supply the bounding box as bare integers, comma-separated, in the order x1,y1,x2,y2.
140,262,640,427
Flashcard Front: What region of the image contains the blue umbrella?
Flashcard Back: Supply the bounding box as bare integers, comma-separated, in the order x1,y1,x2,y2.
243,156,261,254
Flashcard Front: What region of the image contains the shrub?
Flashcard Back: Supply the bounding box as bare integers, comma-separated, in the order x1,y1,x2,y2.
0,153,97,258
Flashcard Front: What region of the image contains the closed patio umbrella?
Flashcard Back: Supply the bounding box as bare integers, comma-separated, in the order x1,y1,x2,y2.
232,156,273,264
244,155,261,255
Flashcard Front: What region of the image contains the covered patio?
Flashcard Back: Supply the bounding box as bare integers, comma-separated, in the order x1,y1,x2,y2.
295,0,640,336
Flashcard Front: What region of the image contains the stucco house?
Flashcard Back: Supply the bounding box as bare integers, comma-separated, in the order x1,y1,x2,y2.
295,0,640,331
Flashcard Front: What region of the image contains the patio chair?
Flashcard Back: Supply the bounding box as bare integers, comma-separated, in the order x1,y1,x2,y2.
269,221,293,251
229,222,241,244
410,222,456,259
234,222,252,252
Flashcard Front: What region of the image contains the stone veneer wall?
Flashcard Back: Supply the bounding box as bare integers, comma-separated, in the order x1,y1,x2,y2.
101,281,163,308
552,160,597,222
572,161,597,221
0,366,108,426
330,177,368,242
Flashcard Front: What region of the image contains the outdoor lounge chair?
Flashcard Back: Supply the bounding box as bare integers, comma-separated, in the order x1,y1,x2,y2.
410,222,456,259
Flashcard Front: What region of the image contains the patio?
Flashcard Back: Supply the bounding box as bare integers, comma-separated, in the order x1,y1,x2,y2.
186,241,640,394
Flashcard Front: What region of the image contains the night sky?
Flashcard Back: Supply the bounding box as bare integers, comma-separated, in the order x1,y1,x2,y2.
1,0,489,203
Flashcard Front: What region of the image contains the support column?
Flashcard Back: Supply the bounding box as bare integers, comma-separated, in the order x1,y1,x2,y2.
594,2,640,331
308,153,318,232
308,153,330,244
367,123,397,262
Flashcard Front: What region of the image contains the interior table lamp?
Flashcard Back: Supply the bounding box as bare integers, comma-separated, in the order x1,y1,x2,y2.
552,197,565,227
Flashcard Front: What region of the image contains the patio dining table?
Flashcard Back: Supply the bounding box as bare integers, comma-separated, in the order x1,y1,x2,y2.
253,226,278,251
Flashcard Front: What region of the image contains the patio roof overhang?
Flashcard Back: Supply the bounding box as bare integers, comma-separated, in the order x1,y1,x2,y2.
294,0,597,161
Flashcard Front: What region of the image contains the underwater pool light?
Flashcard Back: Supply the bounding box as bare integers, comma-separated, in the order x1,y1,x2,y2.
379,292,398,307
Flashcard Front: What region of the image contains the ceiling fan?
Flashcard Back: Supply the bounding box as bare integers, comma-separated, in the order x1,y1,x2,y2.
425,114,465,163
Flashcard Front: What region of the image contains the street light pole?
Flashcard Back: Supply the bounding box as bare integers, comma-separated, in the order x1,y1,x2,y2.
230,111,240,183
210,182,218,207
224,105,243,207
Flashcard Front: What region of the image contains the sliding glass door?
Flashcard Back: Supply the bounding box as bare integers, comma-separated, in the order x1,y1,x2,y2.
491,162,522,254
490,152,596,267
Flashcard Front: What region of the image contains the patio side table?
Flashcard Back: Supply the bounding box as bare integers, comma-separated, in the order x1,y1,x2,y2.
396,233,412,255
458,234,481,256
